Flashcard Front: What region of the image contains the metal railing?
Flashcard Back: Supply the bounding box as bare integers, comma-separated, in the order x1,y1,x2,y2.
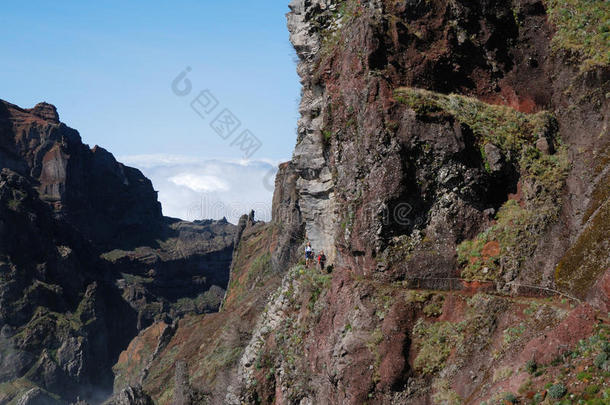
399,276,582,303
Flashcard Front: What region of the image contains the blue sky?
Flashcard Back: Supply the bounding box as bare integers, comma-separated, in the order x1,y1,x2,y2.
0,1,301,221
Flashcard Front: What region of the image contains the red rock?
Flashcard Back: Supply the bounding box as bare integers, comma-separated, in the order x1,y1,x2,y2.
520,304,597,364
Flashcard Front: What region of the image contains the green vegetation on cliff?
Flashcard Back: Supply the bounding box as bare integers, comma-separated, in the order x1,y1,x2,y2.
134,222,280,403
413,318,466,374
545,0,610,69
512,323,610,404
555,145,610,297
247,264,332,403
0,379,60,405
395,88,570,283
394,88,555,152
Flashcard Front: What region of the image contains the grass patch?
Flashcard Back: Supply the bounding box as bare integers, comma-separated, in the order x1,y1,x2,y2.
545,0,610,70
366,327,384,384
317,0,365,57
394,88,555,152
15,306,83,346
0,378,60,405
432,378,463,405
503,323,527,344
121,272,154,285
100,249,130,262
171,287,225,314
246,252,273,288
412,318,465,375
493,366,514,383
517,324,610,403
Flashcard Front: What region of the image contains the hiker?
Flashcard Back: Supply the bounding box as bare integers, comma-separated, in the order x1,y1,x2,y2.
317,251,326,271
305,242,313,267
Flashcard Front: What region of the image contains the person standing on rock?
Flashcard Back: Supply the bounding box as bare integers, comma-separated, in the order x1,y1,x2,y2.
317,251,326,271
305,242,313,267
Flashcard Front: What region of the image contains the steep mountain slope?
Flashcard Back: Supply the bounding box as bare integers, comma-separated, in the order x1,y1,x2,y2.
0,102,237,404
2,0,608,404
119,0,609,404
112,164,304,404
247,0,609,403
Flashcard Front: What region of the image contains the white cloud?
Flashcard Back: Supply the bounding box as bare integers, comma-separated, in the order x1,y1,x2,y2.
119,154,284,224
169,173,229,193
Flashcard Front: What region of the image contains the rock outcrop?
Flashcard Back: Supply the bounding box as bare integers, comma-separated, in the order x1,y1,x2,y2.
104,218,236,330
0,103,237,404
228,0,607,403
16,387,62,405
131,0,608,403
101,386,154,405
0,167,133,402
117,218,283,404
0,100,163,249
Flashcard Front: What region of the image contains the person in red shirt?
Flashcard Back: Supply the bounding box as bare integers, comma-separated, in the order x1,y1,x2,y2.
317,251,326,271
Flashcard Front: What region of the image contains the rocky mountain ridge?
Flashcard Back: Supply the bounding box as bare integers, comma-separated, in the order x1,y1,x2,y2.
0,101,238,404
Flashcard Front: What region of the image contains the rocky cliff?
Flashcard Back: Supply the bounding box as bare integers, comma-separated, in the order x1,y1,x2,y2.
3,0,609,404
0,102,237,404
119,0,609,404
239,0,608,403
0,101,163,249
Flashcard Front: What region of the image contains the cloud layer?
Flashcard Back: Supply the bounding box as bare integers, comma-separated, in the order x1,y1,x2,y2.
119,154,281,224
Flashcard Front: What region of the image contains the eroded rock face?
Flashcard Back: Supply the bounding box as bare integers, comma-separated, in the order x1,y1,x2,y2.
0,100,162,248
0,168,134,402
119,0,608,403
104,386,154,405
127,221,283,404
271,161,305,272
287,0,341,263
0,103,237,404
286,0,528,277
224,0,609,403
284,0,608,286
3,0,609,404
16,387,62,405
105,218,236,330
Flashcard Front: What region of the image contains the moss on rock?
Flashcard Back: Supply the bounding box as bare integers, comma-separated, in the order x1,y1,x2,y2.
394,88,555,153
555,200,610,297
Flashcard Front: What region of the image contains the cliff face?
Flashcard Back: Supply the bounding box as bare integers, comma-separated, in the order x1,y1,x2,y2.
0,166,138,403
285,0,608,290
5,0,608,404
0,101,162,249
0,102,237,404
132,0,608,404
233,0,608,403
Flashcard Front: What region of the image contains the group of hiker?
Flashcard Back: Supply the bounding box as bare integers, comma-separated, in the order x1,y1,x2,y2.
305,242,326,270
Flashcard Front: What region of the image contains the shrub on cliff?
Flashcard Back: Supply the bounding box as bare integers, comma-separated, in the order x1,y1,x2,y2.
502,392,518,404
525,359,538,375
594,352,609,370
545,0,610,70
547,383,567,399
